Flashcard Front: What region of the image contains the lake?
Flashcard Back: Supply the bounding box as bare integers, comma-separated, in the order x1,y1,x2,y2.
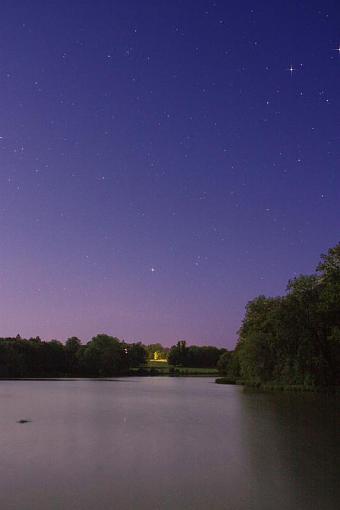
0,378,338,510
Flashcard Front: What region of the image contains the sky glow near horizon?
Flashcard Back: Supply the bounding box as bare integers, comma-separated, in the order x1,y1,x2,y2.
0,0,339,347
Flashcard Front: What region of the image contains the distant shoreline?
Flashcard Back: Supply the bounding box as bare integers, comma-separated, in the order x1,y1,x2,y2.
0,373,218,381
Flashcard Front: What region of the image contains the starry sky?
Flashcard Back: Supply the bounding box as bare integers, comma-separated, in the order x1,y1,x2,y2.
0,1,339,348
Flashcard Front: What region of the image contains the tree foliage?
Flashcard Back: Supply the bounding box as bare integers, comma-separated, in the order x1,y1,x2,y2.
217,350,240,379
144,343,169,360
234,243,340,387
168,341,226,368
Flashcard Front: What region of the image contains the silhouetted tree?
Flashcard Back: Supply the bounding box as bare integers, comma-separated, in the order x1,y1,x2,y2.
78,334,128,376
125,342,147,367
65,337,82,374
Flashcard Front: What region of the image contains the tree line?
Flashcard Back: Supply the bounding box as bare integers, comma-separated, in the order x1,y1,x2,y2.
167,341,226,368
218,243,340,387
0,334,225,377
0,335,147,378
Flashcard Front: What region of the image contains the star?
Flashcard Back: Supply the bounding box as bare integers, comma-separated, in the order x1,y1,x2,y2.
288,65,294,76
150,267,156,272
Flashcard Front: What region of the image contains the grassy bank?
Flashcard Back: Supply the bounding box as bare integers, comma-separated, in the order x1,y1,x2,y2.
244,381,340,393
215,377,237,385
215,377,340,393
132,360,218,376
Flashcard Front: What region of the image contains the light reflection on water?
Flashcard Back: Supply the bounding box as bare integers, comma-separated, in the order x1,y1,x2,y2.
0,378,338,510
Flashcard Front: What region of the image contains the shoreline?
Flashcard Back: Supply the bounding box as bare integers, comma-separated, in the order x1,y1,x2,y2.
215,377,340,393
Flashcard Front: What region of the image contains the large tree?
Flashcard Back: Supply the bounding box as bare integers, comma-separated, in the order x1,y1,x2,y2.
78,334,128,376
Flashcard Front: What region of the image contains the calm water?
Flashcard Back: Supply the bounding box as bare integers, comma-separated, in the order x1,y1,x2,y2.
0,378,338,510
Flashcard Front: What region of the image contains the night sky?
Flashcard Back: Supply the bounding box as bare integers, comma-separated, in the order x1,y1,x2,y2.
0,1,339,348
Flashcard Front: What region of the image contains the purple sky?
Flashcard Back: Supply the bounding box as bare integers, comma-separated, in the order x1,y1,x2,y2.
0,1,339,348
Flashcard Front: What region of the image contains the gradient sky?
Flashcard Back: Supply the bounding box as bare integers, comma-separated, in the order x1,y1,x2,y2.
0,1,339,348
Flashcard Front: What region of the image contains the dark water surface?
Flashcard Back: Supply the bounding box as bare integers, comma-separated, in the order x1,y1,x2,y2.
0,378,338,510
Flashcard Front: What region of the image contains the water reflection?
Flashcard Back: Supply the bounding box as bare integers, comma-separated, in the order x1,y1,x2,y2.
0,379,338,510
239,390,340,510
